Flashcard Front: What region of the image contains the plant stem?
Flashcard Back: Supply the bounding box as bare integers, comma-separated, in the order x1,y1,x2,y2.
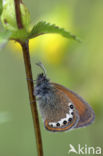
14,0,43,156
14,0,23,29
21,41,43,156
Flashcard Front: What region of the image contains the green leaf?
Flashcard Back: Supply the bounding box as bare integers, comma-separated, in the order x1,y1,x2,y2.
29,21,81,42
0,31,11,49
0,0,2,15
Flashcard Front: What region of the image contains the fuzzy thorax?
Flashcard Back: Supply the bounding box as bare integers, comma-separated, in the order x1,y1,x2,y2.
35,73,53,99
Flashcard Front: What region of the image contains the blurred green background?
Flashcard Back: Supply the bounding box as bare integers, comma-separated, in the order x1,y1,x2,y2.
0,0,103,156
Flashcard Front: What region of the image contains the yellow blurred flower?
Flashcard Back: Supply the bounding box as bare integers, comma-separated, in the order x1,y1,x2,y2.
39,5,73,64
39,34,68,64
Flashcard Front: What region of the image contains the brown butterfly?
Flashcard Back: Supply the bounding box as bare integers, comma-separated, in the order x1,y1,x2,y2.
34,62,95,132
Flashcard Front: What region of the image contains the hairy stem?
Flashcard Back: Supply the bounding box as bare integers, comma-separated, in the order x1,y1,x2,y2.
14,0,43,156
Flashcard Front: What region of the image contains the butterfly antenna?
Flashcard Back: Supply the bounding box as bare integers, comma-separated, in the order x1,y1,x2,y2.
36,62,47,75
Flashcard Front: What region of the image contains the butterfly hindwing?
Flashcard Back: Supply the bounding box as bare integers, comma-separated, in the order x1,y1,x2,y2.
44,110,79,132
53,83,95,128
44,88,79,132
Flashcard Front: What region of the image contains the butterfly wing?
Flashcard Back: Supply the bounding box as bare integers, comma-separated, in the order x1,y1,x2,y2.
44,111,79,132
53,83,95,128
43,88,80,132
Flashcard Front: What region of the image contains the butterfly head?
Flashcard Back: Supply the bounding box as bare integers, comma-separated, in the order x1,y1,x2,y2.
35,63,52,98
36,72,50,87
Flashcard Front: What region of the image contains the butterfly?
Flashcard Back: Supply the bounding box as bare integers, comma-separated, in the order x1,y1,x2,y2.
34,62,95,132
